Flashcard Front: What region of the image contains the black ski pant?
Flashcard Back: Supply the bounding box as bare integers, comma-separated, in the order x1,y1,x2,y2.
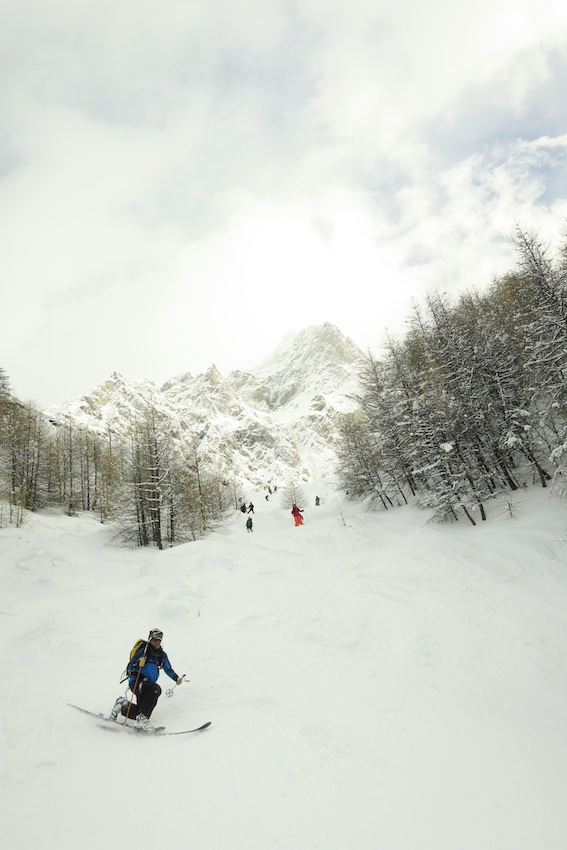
131,678,162,718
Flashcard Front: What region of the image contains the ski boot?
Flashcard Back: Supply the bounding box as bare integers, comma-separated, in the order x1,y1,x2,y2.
110,696,127,720
136,714,155,732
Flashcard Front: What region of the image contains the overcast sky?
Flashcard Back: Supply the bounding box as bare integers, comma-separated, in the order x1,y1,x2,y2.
2,0,567,407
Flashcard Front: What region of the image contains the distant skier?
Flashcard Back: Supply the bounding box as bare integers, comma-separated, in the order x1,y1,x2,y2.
248,503,254,513
291,504,304,526
315,496,320,506
240,504,247,513
265,494,269,501
109,629,183,731
246,516,253,533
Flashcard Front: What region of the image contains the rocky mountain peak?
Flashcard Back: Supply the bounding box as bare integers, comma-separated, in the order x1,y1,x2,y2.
45,324,364,485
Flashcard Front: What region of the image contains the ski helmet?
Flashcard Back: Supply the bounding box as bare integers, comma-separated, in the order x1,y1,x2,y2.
148,628,163,641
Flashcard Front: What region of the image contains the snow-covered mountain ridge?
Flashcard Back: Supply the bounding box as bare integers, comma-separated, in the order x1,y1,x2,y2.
46,323,365,486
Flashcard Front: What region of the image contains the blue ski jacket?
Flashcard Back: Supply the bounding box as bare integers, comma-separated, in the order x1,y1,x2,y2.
127,644,179,688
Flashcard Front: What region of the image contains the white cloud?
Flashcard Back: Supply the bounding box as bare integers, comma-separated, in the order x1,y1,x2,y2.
1,0,567,405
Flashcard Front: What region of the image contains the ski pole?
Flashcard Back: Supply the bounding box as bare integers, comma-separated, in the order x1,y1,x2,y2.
166,674,187,697
123,639,150,723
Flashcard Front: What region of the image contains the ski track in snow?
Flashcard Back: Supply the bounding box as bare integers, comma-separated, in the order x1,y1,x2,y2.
2,483,567,849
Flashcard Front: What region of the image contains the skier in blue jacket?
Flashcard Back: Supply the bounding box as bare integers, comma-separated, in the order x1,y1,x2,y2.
111,628,182,730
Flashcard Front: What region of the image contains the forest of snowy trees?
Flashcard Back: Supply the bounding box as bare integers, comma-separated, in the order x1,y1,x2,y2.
336,228,567,524
2,226,567,538
0,378,239,545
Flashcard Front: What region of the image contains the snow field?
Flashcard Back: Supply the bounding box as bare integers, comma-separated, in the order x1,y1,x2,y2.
2,483,567,849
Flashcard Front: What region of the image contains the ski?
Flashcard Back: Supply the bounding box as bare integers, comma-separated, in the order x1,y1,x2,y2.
97,722,166,735
160,722,211,736
68,703,211,736
97,721,211,736
68,703,121,726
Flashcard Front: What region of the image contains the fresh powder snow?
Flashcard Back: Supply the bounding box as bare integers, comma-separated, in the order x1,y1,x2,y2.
2,481,567,849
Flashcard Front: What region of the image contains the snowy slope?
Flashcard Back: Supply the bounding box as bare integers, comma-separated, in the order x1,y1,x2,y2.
2,484,567,849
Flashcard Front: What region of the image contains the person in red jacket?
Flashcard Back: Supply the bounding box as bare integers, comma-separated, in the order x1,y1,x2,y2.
291,504,304,526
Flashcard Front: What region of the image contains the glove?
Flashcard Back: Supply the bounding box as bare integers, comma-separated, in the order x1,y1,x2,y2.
138,657,146,668
176,677,183,686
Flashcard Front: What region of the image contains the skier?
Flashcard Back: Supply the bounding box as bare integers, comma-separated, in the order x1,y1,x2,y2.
248,503,254,513
315,496,320,506
240,504,247,513
110,628,183,731
291,504,304,526
246,516,253,533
